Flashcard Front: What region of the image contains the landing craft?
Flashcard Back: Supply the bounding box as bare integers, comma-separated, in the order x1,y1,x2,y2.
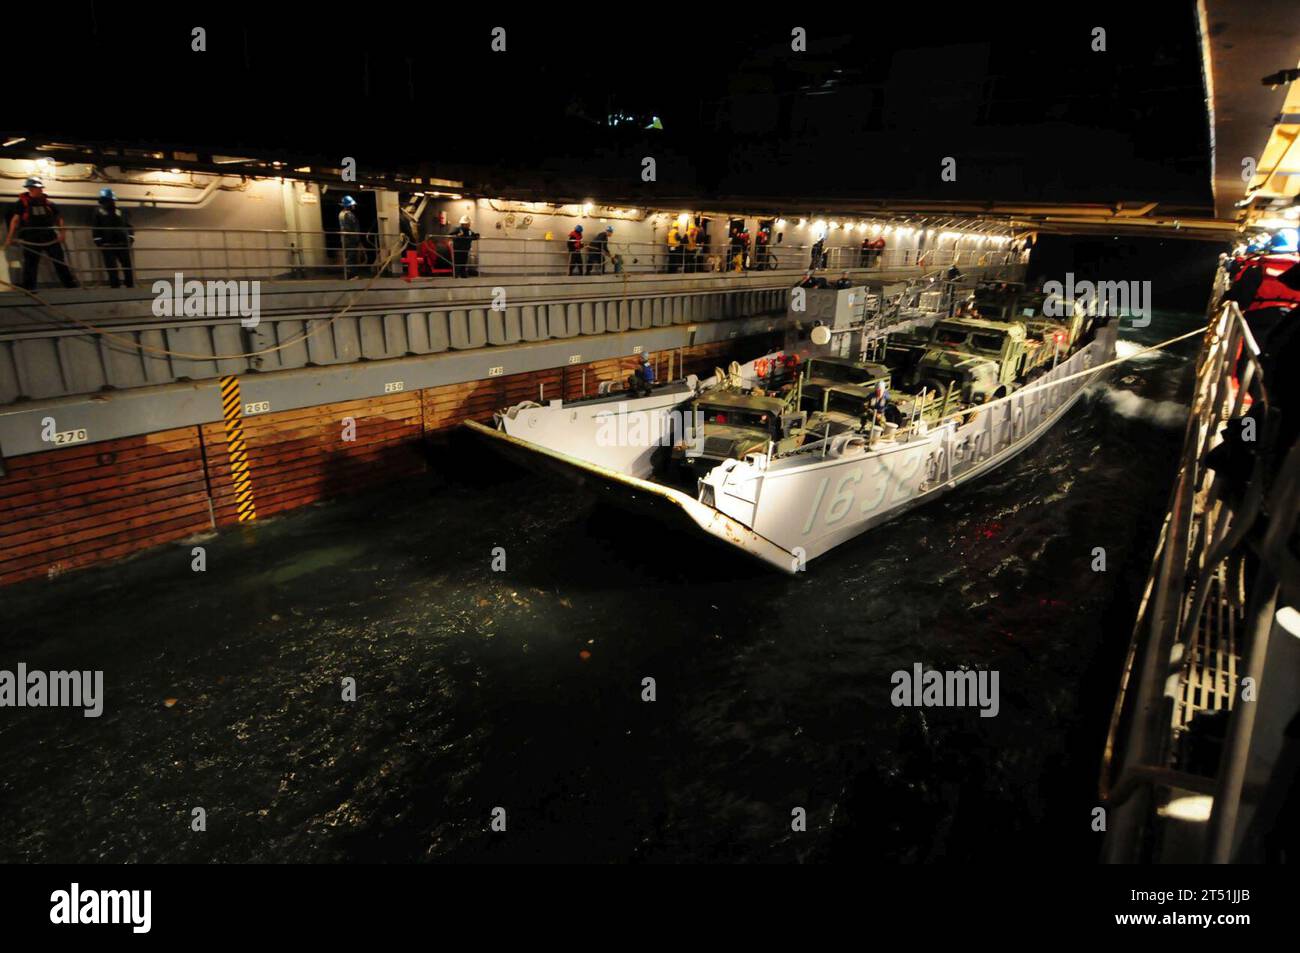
470,281,1118,571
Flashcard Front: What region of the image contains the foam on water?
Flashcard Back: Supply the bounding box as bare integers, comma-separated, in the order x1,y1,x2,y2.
1094,387,1189,429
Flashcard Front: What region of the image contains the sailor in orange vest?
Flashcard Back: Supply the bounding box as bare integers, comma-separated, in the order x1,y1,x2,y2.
567,224,584,275
755,226,770,269
1224,231,1300,321
4,177,77,290
1222,228,1299,396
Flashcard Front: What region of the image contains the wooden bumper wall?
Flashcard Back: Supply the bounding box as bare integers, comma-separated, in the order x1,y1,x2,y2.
0,337,764,586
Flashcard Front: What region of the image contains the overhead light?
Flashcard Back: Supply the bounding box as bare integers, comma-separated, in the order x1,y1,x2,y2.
1278,606,1299,640
1157,795,1213,822
2,137,25,147
583,201,594,214
775,218,787,228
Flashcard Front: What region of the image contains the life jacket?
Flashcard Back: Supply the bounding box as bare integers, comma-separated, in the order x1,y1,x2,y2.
641,361,655,383
16,193,57,232
667,227,680,247
1243,254,1300,312
567,229,583,252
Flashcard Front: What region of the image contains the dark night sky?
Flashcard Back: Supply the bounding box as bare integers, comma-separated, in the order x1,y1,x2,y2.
11,2,1212,211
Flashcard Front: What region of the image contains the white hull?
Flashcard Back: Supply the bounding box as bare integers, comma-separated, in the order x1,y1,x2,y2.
473,323,1118,572
498,382,697,478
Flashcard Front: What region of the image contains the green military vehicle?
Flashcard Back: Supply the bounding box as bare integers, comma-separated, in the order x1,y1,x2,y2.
973,280,1085,352
910,317,1048,405
671,390,804,475
799,356,892,418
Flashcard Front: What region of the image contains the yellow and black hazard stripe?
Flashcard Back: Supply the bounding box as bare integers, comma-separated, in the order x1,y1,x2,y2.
219,375,257,522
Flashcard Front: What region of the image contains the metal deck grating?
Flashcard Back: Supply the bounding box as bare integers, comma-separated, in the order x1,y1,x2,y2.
1173,560,1241,732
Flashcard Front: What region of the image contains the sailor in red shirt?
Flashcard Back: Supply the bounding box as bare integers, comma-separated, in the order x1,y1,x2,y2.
566,225,584,275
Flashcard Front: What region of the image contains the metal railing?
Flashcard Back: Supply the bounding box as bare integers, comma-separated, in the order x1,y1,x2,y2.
2,223,1018,289
2,225,405,288
1099,299,1299,862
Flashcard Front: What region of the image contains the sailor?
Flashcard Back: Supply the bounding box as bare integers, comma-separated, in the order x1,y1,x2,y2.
834,271,853,289
338,195,364,278
798,270,818,289
629,352,656,396
4,177,77,290
686,219,701,273
92,188,134,288
1225,228,1300,369
450,215,480,278
868,234,886,266
862,380,898,430
666,221,683,273
587,225,613,275
810,236,825,270
567,224,584,275
946,264,963,282
860,235,872,267
727,224,743,272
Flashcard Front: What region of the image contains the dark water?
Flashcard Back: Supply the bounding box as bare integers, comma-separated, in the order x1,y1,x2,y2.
0,312,1201,863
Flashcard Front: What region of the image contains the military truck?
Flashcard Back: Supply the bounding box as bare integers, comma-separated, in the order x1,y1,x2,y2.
799,356,891,418
971,280,1026,320
910,317,1047,405
973,280,1086,352
671,390,804,475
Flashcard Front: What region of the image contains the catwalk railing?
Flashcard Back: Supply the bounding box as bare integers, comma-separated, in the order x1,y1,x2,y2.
4,225,1020,288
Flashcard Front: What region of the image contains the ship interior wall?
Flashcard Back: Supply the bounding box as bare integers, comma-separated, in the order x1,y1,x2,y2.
0,333,777,587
